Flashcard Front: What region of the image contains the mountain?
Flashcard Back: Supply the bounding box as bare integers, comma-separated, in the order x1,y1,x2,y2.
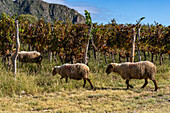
0,0,86,23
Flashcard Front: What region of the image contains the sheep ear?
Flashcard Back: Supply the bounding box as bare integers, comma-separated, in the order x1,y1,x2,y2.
108,64,114,69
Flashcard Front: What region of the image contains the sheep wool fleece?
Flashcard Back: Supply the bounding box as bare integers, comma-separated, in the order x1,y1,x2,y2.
113,61,156,80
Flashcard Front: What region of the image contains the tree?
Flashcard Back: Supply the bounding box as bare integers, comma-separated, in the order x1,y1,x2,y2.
17,14,38,24
84,10,98,64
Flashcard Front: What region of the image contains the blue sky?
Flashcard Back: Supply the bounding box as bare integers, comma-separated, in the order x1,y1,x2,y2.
43,0,170,26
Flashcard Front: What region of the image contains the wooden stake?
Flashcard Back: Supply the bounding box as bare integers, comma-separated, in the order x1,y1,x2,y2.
137,26,141,61
84,24,92,65
11,20,20,76
130,27,136,62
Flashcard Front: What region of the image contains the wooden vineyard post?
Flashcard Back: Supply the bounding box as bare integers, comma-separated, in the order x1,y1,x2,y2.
91,24,98,60
84,24,91,65
136,17,145,62
130,27,136,63
11,20,20,76
137,26,141,61
84,10,92,65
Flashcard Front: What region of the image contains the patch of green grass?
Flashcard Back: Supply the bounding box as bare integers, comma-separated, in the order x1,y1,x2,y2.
157,93,164,96
28,101,38,106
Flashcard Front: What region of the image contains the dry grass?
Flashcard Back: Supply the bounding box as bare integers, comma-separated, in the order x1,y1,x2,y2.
0,83,169,112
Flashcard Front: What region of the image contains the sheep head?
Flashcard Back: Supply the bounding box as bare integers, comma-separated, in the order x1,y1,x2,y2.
106,63,118,74
52,66,60,76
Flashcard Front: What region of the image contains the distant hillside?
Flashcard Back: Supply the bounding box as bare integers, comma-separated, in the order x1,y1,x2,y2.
0,0,86,23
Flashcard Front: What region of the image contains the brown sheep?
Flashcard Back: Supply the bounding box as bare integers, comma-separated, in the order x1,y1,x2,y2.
4,51,43,68
18,51,43,67
52,63,94,89
106,61,158,91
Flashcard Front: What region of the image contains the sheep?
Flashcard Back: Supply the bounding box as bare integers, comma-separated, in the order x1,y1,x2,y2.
52,63,94,89
106,61,158,91
18,51,43,67
3,51,43,70
18,51,42,62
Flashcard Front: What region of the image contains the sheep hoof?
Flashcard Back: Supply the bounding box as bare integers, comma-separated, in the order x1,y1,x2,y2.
130,86,134,88
154,89,157,91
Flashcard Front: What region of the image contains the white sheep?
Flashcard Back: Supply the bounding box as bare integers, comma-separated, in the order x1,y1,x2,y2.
52,63,94,89
106,61,158,91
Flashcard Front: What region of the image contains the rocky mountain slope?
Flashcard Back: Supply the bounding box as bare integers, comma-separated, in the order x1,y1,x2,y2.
0,0,85,23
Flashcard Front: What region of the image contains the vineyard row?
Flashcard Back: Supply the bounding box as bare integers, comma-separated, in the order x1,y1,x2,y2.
0,14,169,65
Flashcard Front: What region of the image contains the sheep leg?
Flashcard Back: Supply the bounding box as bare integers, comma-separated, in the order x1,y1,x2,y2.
126,80,129,89
60,76,64,83
37,62,42,69
36,63,41,73
86,78,94,89
126,80,133,89
141,78,148,88
152,80,158,91
83,78,86,87
65,77,68,83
